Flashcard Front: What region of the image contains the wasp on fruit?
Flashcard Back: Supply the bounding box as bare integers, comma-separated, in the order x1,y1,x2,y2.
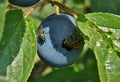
37,26,45,41
39,30,45,41
62,37,82,51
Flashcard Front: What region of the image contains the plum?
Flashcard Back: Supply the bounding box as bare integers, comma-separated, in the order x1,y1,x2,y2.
8,0,40,7
37,13,84,67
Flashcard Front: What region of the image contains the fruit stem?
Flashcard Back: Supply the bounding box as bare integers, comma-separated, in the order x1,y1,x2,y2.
55,0,60,15
24,0,48,18
51,1,78,19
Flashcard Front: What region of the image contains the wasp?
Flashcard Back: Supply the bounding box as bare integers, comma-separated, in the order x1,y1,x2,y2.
62,37,83,51
39,30,45,40
37,26,45,41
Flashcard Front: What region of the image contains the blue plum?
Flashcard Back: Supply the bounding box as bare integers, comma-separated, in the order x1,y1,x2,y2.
37,13,84,67
9,0,40,7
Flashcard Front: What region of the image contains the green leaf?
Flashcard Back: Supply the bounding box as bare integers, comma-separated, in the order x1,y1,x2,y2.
86,12,120,29
90,0,120,15
94,38,109,82
94,26,120,52
0,0,8,41
86,12,120,52
105,51,120,82
95,39,120,82
21,18,37,82
0,9,36,82
77,13,120,82
0,9,26,75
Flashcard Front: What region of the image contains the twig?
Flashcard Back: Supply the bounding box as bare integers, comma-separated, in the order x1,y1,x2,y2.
52,1,78,19
24,0,48,18
24,0,78,19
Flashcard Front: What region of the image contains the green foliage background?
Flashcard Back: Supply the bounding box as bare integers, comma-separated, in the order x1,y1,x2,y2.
0,0,120,82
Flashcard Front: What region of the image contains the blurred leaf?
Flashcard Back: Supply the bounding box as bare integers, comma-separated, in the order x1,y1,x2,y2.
32,66,99,82
0,0,8,40
77,12,120,82
0,9,36,82
72,0,84,4
91,0,120,14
